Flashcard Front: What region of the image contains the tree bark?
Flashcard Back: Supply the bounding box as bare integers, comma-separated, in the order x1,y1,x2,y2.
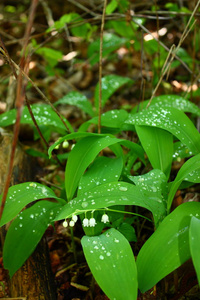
0,129,57,300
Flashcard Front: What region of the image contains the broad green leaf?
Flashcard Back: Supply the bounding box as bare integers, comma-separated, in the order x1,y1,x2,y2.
128,169,167,226
189,216,200,285
173,141,193,161
78,156,123,236
125,107,200,154
132,95,200,116
3,201,62,277
137,202,200,293
0,182,64,226
94,75,133,112
65,134,145,200
168,154,200,211
135,126,173,179
78,109,129,132
78,156,123,195
0,104,73,133
88,33,126,66
48,132,98,158
82,228,138,300
54,91,94,117
65,135,123,200
117,222,137,242
55,181,164,225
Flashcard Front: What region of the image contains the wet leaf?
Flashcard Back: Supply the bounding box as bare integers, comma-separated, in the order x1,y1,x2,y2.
94,75,133,112
54,91,94,117
82,228,138,300
3,201,62,277
189,216,200,285
137,202,200,293
0,182,64,226
54,181,165,225
126,107,200,155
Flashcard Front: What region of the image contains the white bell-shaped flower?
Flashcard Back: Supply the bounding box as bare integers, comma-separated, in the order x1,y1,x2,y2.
101,213,109,223
89,217,97,227
83,218,89,227
72,214,78,223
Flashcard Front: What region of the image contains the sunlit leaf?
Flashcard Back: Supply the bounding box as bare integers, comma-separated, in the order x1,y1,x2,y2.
3,201,62,277
137,202,200,293
132,95,200,116
82,228,138,300
0,182,64,227
0,104,73,133
189,216,200,285
125,107,200,154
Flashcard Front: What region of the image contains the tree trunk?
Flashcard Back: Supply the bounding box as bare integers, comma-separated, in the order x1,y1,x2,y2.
0,129,57,300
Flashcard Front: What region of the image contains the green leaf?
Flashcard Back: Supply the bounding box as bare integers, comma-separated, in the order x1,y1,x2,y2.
54,91,94,116
78,109,129,132
117,222,137,242
0,104,73,133
137,202,200,293
78,156,123,236
82,228,138,300
0,182,64,227
3,200,62,277
78,156,123,195
36,47,63,67
55,181,165,225
128,169,167,226
189,216,200,285
126,107,200,154
132,95,200,116
94,75,133,112
65,134,145,200
88,33,126,65
106,0,118,14
168,154,200,211
173,141,193,161
135,126,173,179
65,135,123,200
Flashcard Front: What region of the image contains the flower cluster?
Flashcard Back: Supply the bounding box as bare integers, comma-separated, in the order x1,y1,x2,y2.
62,214,78,228
63,212,110,228
82,213,110,227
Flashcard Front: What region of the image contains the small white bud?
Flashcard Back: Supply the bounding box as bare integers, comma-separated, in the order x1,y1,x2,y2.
63,140,69,149
54,144,60,149
89,217,97,227
63,220,68,227
101,213,109,223
69,220,75,227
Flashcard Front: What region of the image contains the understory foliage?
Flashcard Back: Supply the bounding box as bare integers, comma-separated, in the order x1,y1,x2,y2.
0,1,200,299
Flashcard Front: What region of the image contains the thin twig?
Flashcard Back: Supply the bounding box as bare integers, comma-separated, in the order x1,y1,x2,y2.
98,0,107,134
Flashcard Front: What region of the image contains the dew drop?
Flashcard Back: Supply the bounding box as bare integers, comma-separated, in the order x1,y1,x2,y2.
82,202,88,208
119,186,128,192
99,255,104,260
